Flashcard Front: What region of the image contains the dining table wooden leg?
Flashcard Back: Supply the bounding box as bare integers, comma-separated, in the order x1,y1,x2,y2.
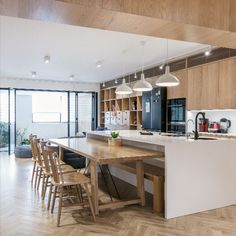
90,160,99,215
136,160,145,206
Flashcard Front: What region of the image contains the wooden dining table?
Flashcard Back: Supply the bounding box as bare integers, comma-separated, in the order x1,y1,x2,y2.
50,137,164,215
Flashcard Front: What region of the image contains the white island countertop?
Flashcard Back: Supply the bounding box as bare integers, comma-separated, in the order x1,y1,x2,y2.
87,130,229,149
87,129,236,220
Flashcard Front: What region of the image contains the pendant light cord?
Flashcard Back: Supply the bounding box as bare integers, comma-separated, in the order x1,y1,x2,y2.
166,39,169,66
141,41,145,73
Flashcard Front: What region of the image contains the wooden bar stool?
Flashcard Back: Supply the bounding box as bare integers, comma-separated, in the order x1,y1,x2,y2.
48,152,96,226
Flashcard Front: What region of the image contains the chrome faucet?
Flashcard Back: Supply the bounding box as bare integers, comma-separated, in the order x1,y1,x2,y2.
193,112,205,140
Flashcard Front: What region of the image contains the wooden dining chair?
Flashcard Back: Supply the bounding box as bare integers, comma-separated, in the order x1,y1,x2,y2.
48,152,96,226
31,138,67,190
39,142,76,201
29,134,38,184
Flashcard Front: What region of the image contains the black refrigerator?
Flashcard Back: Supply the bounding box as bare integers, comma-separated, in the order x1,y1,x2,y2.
142,87,167,131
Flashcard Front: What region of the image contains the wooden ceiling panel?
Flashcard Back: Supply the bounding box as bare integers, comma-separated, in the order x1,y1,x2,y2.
0,0,236,49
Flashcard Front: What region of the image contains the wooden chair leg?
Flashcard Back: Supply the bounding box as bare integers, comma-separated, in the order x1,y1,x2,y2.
84,183,96,222
76,185,83,204
41,173,45,197
31,161,36,183
37,168,42,190
34,166,39,189
47,182,53,211
51,186,58,214
57,187,63,227
42,176,49,200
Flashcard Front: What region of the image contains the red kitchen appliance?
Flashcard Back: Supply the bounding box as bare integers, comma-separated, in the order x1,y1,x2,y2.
208,122,220,133
198,118,209,132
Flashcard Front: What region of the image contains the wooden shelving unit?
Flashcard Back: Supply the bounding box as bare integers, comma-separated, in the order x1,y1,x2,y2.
100,86,143,130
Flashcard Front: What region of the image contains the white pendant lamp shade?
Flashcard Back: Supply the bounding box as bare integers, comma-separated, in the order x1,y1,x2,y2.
155,66,180,87
115,78,133,95
133,73,153,91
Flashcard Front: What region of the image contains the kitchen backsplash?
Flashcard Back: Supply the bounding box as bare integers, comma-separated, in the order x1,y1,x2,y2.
187,110,236,134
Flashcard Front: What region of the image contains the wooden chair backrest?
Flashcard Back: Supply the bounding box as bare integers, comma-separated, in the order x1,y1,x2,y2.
31,137,39,161
29,134,37,142
32,138,43,166
48,152,63,184
40,145,51,174
30,135,37,161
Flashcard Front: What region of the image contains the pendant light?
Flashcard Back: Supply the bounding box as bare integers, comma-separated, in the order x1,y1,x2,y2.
133,41,153,92
115,77,132,94
115,49,133,95
156,40,180,87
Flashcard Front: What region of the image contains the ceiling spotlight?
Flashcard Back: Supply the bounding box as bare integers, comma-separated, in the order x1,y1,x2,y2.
159,64,164,70
204,46,212,56
204,50,211,56
44,55,50,64
96,61,102,68
69,75,74,81
115,79,118,84
31,71,36,78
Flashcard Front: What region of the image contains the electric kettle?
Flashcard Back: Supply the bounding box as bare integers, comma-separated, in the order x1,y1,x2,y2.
220,118,231,133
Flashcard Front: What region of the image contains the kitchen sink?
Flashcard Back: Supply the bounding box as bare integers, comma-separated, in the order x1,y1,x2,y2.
191,137,217,140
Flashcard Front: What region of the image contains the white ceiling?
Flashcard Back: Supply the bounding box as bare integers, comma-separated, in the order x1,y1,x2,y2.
0,16,208,83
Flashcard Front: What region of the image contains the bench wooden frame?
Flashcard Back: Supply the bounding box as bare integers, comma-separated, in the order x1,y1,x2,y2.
112,163,165,214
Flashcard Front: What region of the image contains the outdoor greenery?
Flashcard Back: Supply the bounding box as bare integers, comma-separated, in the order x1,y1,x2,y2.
16,128,30,145
0,122,8,148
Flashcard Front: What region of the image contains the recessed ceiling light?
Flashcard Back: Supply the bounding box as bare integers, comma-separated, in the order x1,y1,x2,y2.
44,55,50,64
96,61,102,68
31,71,36,78
69,75,74,81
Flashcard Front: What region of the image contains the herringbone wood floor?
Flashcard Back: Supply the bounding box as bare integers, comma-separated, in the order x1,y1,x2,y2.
1,153,236,236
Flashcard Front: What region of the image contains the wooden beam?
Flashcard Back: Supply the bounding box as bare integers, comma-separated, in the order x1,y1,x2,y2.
0,0,236,48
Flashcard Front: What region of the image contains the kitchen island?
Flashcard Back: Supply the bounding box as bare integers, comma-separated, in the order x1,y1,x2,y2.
87,130,236,219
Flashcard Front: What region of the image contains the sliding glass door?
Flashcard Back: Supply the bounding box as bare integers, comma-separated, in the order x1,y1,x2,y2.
0,89,97,154
69,92,97,136
9,89,16,154
0,88,15,154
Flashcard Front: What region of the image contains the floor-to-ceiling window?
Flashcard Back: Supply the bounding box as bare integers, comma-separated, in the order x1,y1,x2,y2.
0,88,15,154
0,89,9,152
15,90,97,144
0,89,97,152
15,90,69,144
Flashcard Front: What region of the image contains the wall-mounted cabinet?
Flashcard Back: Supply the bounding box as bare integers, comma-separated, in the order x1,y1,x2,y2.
187,57,236,110
187,62,219,110
167,69,188,99
218,57,236,109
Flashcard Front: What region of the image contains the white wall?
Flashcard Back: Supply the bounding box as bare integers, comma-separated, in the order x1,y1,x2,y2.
0,77,100,92
187,110,236,134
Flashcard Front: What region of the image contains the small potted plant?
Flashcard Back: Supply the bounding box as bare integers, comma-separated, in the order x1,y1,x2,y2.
108,131,122,146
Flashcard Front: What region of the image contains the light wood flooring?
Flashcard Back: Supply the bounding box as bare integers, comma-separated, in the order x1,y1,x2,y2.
1,153,236,236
